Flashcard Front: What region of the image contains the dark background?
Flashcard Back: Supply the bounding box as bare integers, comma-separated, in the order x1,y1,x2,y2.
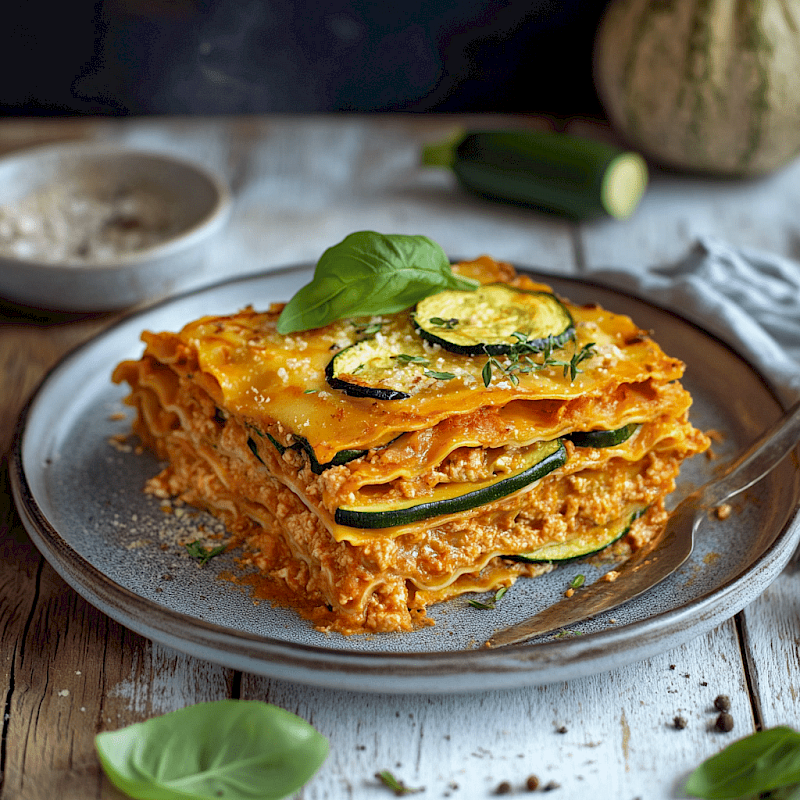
1,0,612,117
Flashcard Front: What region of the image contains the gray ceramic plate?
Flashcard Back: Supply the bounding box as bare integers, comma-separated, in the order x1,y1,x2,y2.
11,266,800,693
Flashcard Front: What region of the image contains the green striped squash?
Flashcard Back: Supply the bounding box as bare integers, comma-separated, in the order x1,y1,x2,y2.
593,0,800,176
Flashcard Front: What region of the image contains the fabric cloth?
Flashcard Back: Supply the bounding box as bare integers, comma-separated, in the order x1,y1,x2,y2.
588,236,800,405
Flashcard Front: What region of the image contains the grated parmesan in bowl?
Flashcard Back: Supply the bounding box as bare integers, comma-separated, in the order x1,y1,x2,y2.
0,179,182,264
0,142,231,311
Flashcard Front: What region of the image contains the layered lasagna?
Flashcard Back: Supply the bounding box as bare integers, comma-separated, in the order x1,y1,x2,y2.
112,256,709,634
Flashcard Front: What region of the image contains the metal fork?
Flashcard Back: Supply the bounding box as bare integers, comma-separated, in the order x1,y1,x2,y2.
486,396,800,648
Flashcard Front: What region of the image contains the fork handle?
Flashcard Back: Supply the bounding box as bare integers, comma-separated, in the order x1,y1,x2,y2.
707,397,800,507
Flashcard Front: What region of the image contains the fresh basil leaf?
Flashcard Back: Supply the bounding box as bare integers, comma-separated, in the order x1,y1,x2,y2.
685,726,800,799
772,786,800,800
276,231,478,334
95,700,328,800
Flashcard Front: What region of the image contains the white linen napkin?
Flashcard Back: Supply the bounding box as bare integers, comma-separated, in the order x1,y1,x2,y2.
587,236,800,405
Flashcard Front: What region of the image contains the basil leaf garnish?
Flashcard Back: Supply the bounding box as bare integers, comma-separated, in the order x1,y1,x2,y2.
95,700,328,800
276,231,478,334
685,726,800,798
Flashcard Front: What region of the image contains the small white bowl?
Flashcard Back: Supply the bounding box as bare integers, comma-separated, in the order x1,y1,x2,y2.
0,142,232,311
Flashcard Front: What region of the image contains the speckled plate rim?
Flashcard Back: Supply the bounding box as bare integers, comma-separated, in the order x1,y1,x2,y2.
10,264,800,694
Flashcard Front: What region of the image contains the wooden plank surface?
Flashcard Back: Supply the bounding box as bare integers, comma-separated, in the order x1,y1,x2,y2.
241,623,753,799
0,114,798,799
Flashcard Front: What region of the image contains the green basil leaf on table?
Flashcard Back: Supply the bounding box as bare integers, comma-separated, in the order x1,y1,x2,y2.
95,700,328,800
276,231,478,334
685,726,800,799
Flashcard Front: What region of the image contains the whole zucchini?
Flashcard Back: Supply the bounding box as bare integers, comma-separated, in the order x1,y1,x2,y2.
421,129,648,220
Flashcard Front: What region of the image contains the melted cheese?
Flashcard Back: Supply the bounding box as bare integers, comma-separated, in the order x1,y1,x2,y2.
148,263,683,463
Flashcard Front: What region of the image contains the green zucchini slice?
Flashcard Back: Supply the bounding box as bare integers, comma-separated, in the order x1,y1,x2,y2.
565,423,639,449
335,439,566,529
294,435,367,474
264,430,404,474
325,337,428,400
264,431,370,473
264,432,288,455
413,284,574,355
506,506,646,563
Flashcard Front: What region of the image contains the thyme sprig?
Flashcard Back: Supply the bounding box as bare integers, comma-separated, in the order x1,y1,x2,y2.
481,334,597,387
393,353,456,381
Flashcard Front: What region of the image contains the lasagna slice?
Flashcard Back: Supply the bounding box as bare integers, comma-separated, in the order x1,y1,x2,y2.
112,256,709,634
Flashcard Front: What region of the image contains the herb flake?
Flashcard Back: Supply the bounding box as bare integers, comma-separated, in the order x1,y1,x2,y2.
428,316,459,329
185,540,227,567
424,369,456,381
468,586,508,610
395,354,429,365
376,770,424,796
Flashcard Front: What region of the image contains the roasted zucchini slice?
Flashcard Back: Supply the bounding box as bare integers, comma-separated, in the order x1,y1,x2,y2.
292,435,367,474
335,439,566,529
413,283,574,355
326,337,435,400
505,505,647,563
565,423,639,449
264,430,404,474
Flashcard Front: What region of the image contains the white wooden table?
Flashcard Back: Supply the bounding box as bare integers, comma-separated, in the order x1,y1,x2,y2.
2,114,799,799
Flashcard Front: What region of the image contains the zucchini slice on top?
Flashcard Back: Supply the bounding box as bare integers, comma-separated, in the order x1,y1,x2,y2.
326,331,458,401
335,439,566,529
325,337,414,401
413,283,574,355
505,505,646,563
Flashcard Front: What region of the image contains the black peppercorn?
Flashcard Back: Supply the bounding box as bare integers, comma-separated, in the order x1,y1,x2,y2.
715,712,734,732
713,694,731,713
